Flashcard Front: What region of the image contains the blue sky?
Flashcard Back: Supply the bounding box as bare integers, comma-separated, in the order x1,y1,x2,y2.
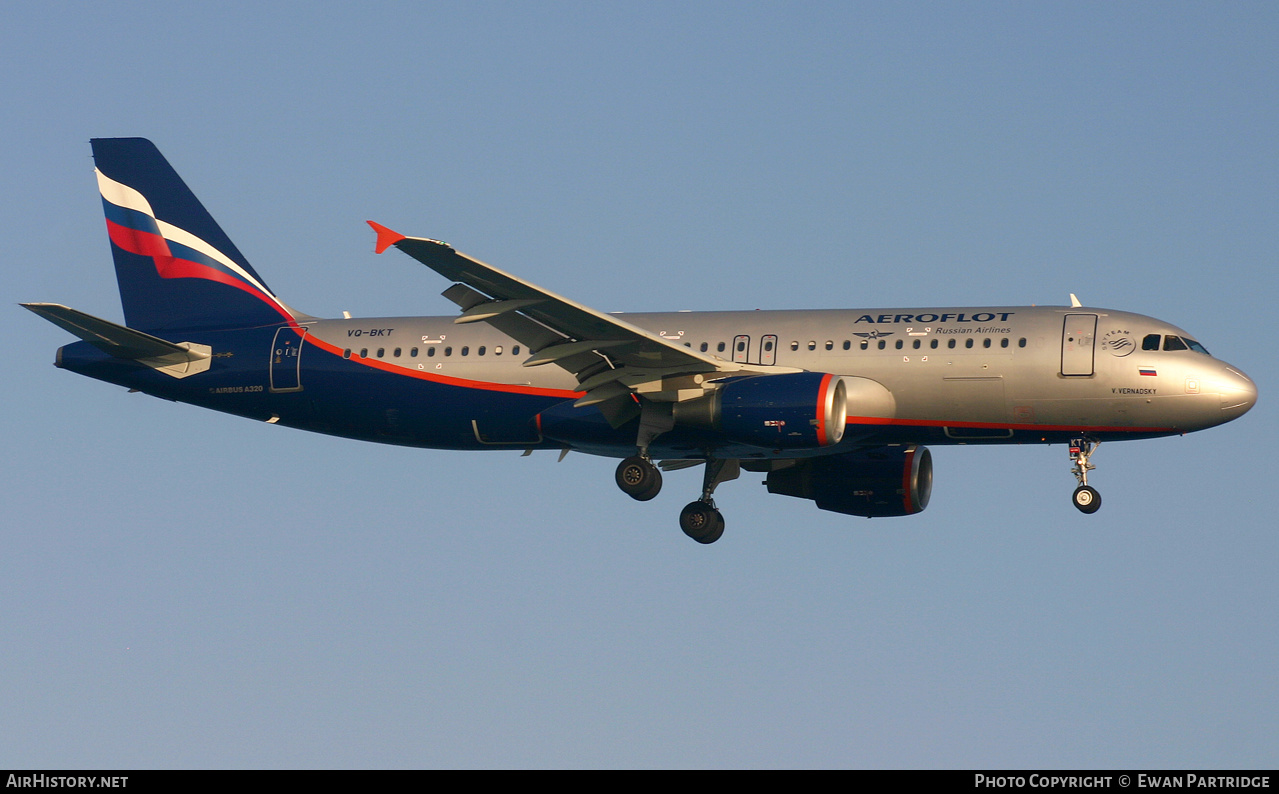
2,2,1276,768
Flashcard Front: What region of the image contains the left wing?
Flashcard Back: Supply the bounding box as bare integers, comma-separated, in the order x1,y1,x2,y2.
368,222,795,424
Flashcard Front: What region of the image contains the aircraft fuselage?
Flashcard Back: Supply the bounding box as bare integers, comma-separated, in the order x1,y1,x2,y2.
54,304,1255,461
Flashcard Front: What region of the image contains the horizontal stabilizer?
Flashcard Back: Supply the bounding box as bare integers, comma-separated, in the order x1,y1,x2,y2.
22,302,212,378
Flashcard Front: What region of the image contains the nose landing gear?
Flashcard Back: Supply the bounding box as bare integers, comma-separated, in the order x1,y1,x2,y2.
1069,437,1102,514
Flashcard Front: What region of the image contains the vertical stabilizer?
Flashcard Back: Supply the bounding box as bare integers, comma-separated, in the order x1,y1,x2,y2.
91,137,297,331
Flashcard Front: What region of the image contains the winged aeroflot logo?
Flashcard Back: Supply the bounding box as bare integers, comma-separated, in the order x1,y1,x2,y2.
853,330,895,340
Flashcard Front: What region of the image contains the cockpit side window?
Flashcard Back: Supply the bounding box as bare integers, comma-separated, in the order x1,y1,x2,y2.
1142,333,1161,351
1163,335,1188,352
1184,338,1210,355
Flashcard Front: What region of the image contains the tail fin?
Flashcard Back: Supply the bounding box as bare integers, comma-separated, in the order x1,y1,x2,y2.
91,137,299,331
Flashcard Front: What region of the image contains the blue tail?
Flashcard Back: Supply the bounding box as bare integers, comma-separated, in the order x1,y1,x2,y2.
91,137,299,331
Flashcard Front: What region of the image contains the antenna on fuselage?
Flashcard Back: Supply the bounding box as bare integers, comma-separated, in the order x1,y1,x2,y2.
1069,294,1082,308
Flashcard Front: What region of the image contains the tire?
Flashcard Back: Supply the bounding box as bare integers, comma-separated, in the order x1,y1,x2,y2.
616,456,662,501
680,501,723,543
1072,485,1102,514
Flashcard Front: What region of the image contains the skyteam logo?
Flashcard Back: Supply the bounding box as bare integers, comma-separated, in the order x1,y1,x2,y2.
96,169,293,321
1101,330,1136,357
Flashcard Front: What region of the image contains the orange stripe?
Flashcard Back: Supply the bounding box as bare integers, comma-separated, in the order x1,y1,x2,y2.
305,331,582,399
816,373,834,446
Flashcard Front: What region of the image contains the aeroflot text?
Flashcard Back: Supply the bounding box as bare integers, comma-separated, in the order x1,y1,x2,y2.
975,776,1270,789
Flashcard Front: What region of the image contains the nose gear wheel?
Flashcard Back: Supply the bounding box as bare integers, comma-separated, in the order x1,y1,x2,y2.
1068,438,1102,514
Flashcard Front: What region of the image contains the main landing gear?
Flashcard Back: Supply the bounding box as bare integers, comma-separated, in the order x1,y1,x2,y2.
614,455,739,543
615,456,662,501
1069,437,1102,514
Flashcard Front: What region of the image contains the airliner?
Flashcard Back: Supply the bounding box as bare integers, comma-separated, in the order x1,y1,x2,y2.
24,138,1257,543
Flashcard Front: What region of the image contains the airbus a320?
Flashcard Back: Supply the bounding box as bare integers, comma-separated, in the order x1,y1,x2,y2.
24,139,1258,543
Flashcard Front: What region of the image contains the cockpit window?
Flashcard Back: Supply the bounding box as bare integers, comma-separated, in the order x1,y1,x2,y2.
1142,333,1161,351
1163,335,1188,352
1183,338,1210,355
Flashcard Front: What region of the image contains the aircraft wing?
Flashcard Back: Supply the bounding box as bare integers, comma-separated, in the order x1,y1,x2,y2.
369,222,792,423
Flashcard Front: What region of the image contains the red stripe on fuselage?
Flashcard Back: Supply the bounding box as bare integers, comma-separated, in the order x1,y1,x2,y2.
303,330,582,399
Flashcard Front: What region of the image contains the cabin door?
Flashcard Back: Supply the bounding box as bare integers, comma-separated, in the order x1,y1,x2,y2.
270,327,306,392
1061,314,1097,376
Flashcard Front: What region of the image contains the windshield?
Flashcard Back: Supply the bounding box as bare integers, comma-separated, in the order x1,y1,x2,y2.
1163,334,1211,356
1183,337,1211,356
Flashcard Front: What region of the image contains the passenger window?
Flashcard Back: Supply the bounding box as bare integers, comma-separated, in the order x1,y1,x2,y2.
411,347,418,357
737,340,747,352
764,340,774,352
913,339,921,349
427,346,436,357
1000,338,1009,348
860,340,869,350
947,339,956,349
965,339,973,349
808,341,817,351
877,340,886,350
718,342,726,352
461,346,469,356
843,340,851,350
790,341,799,351
1142,334,1161,351
444,347,452,356
377,348,385,358
478,346,486,356
895,339,903,349
700,342,708,352
825,340,833,351
1164,335,1188,351
394,347,402,357
930,339,938,349
360,348,368,358
495,346,503,355
343,349,351,359
1018,338,1027,348
983,338,991,348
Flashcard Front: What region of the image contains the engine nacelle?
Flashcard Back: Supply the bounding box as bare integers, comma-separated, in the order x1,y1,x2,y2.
673,372,850,449
766,446,933,517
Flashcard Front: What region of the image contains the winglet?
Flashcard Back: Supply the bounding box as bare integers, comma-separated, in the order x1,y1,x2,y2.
367,221,406,254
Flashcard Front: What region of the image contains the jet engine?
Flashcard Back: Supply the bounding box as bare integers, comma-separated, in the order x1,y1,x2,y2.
673,372,875,450
765,445,933,517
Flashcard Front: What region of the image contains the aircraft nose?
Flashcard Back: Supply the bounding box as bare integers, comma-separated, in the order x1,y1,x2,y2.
1217,365,1257,420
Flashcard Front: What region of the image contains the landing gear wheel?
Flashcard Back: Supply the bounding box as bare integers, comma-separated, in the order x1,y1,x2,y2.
680,501,725,544
1072,485,1101,514
616,456,662,501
